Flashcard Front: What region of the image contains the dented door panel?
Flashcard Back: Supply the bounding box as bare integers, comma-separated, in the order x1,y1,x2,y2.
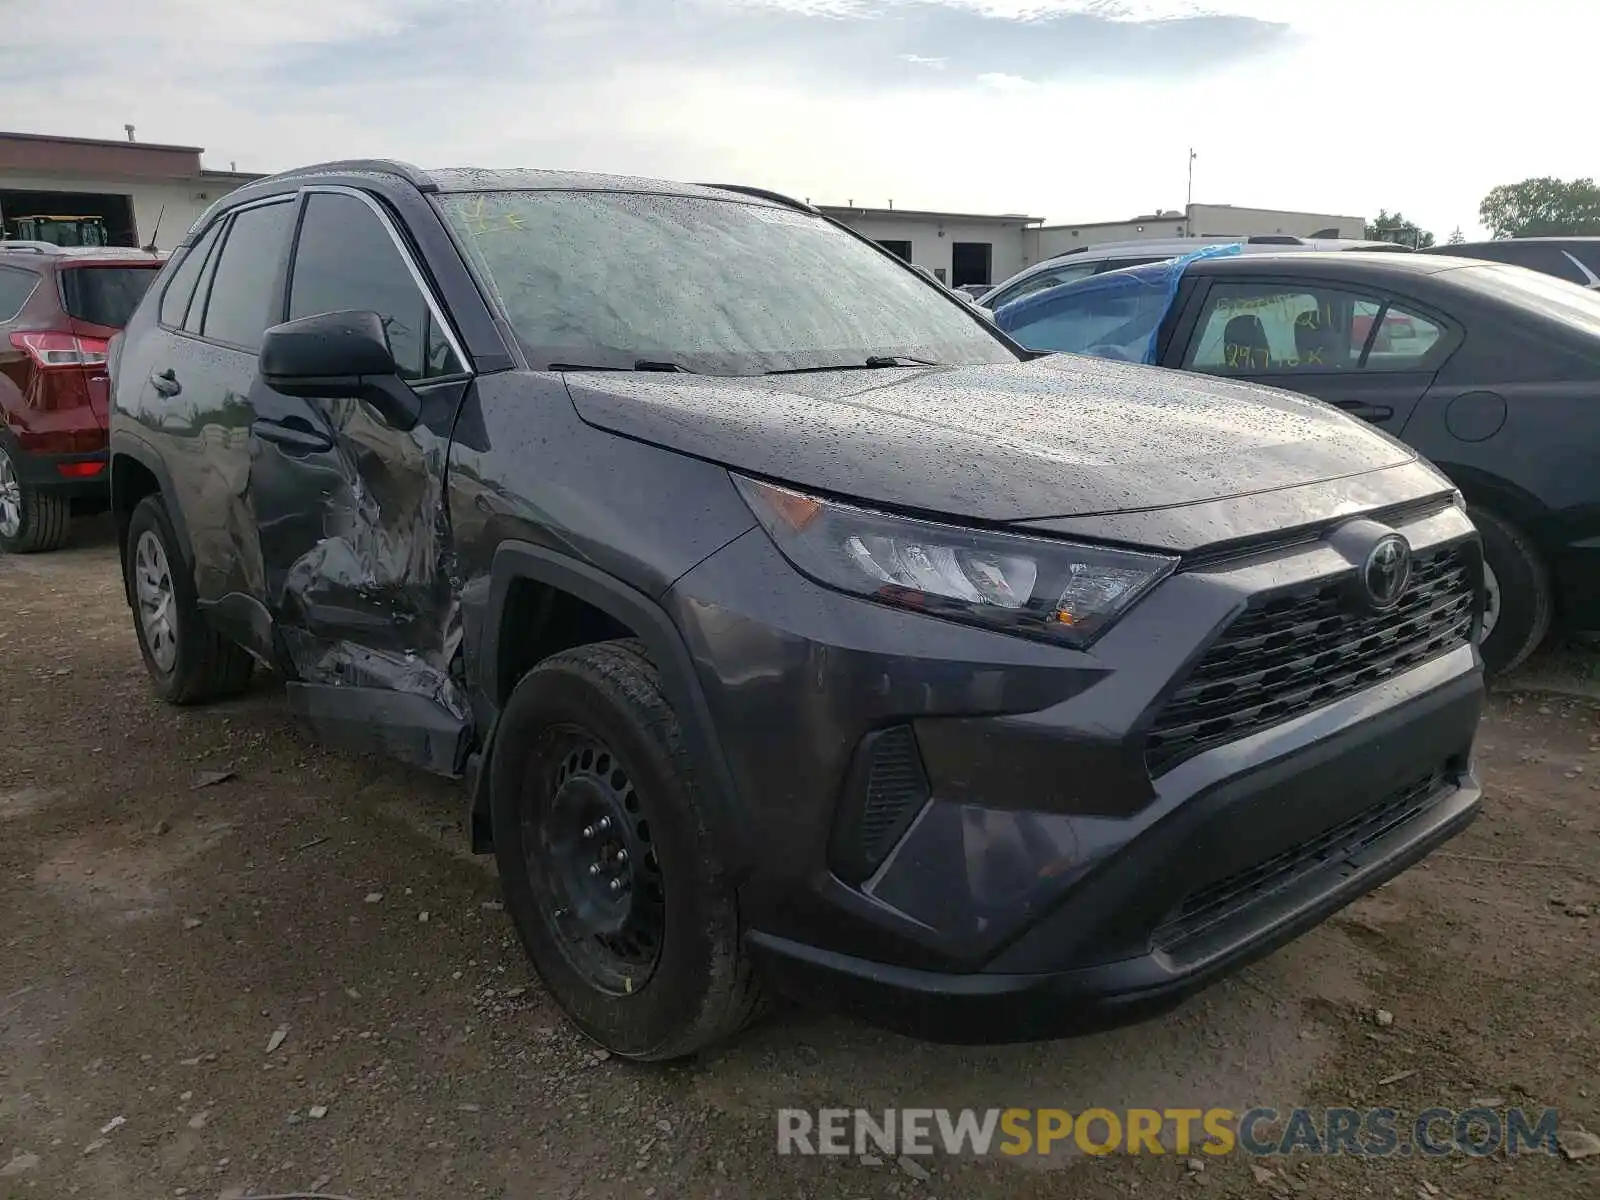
247,374,472,770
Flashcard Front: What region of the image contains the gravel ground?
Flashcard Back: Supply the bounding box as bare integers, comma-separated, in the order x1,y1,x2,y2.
1,520,1597,1200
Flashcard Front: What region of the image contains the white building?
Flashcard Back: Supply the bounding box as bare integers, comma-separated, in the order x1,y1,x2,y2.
820,205,1046,289
1035,203,1365,258
0,130,261,252
821,200,1367,288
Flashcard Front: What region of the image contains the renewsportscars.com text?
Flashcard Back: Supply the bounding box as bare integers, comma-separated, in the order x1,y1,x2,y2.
776,1106,1561,1158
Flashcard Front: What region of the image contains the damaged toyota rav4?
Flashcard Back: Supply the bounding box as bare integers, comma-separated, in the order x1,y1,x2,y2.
108,162,1485,1059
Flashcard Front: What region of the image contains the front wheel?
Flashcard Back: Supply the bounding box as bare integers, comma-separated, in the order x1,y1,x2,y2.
490,639,763,1060
1471,506,1552,675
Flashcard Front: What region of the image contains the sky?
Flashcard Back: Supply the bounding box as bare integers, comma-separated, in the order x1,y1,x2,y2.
2,0,1591,240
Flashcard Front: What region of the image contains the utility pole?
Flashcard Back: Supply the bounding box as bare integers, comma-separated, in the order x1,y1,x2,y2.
1186,148,1197,234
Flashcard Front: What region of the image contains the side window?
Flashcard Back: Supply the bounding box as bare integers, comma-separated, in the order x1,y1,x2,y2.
1184,282,1440,374
159,223,222,328
1004,292,1139,354
288,192,461,381
1002,282,1166,362
1359,300,1444,367
995,262,1097,308
0,266,38,323
199,200,296,350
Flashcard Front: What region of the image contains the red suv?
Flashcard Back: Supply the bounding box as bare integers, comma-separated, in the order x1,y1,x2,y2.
0,244,163,552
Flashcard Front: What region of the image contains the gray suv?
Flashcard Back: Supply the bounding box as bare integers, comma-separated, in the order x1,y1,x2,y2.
107,161,1485,1059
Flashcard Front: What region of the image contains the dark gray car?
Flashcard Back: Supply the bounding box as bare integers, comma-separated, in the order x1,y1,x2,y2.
1419,237,1600,289
107,161,1485,1059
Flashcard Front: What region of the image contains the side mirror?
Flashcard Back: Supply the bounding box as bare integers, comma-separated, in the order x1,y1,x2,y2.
259,309,420,432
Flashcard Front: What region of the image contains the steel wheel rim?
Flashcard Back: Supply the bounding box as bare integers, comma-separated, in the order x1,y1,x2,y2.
522,728,666,995
0,448,22,539
134,530,179,673
1481,562,1501,640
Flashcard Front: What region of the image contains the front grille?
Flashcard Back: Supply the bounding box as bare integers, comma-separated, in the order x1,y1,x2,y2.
1145,543,1474,776
1152,768,1448,951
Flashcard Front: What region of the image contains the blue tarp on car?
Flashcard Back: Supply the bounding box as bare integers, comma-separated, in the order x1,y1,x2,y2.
994,243,1243,364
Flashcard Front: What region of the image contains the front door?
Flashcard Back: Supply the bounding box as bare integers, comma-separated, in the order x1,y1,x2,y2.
1168,275,1454,436
246,187,475,773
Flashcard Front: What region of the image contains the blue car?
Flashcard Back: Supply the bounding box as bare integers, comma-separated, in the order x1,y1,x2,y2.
993,245,1241,364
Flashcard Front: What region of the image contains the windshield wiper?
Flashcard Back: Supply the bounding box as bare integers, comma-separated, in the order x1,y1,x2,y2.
548,359,697,373
765,355,943,376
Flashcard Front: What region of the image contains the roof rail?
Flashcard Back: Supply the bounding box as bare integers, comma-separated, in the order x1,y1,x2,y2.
0,241,52,254
697,183,819,214
1245,234,1306,245
254,158,439,192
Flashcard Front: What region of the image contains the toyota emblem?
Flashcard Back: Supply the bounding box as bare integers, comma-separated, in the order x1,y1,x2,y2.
1363,534,1412,609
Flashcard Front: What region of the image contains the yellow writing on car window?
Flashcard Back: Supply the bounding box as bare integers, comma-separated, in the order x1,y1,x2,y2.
1223,342,1269,371
459,194,525,237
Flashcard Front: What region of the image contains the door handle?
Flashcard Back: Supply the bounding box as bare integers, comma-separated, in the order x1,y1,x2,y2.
149,368,181,397
251,415,335,454
1340,403,1394,422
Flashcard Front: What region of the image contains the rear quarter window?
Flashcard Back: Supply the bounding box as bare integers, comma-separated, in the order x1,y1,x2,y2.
59,266,160,328
159,224,223,328
0,265,38,322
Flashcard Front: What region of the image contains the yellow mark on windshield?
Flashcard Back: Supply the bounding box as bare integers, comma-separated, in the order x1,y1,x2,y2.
461,193,526,237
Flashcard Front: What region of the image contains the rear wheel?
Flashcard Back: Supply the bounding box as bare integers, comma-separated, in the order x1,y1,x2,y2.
1471,506,1552,675
124,494,255,704
490,639,764,1060
0,443,70,554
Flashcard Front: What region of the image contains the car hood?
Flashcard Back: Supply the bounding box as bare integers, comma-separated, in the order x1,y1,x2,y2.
563,354,1415,523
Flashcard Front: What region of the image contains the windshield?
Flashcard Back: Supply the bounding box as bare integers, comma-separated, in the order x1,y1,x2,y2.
436,190,1019,374
1448,262,1600,337
59,265,159,327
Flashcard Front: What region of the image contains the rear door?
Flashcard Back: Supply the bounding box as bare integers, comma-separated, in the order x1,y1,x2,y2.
0,262,42,402
139,197,297,647
0,264,44,473
1166,273,1458,435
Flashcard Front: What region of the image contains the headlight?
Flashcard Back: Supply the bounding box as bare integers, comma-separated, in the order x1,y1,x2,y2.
734,476,1176,648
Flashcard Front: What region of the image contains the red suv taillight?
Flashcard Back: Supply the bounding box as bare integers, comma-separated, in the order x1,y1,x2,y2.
10,331,110,367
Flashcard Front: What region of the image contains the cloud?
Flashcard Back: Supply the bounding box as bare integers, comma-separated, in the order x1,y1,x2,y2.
257,0,1289,91
10,0,1565,241
976,71,1038,91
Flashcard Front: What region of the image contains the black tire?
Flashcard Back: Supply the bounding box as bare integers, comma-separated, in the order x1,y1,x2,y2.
1471,506,1552,675
124,494,255,704
490,639,763,1060
0,443,70,553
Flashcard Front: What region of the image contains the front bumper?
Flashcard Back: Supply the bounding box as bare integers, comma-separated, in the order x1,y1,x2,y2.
665,497,1484,1041
746,659,1480,1042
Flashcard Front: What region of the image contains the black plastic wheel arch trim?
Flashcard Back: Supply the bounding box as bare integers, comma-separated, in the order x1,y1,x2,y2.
470,540,751,876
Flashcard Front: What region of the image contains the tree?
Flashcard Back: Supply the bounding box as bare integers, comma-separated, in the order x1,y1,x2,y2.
1365,209,1435,248
1447,227,1465,244
1478,177,1600,238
